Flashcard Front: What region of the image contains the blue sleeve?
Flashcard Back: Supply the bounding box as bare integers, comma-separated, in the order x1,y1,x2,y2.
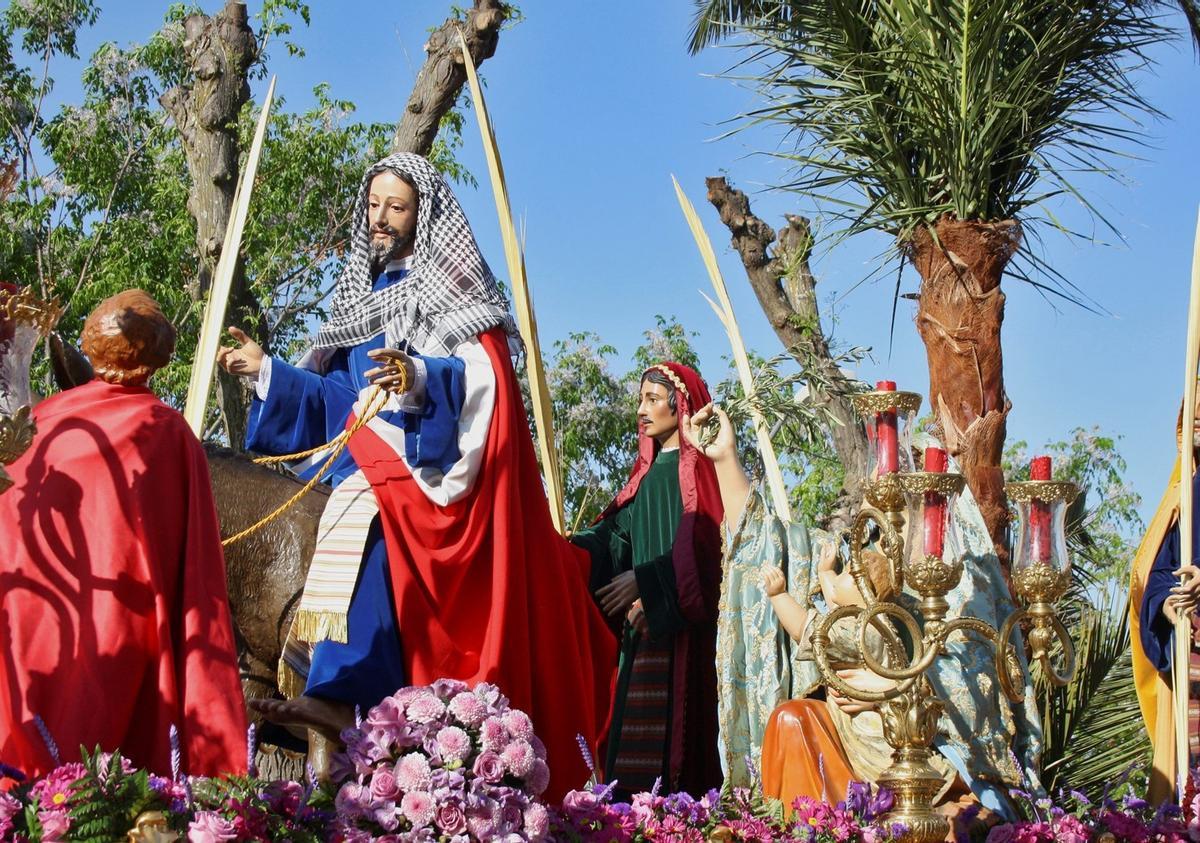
399,353,467,474
1143,522,1182,673
245,357,359,457
1141,471,1200,673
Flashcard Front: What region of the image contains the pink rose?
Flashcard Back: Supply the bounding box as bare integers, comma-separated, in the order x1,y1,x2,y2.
436,725,472,763
187,810,237,843
400,791,435,829
524,803,550,840
480,716,509,752
473,750,506,783
448,692,487,727
370,766,401,801
394,753,432,792
501,709,535,742
436,802,468,835
501,739,536,777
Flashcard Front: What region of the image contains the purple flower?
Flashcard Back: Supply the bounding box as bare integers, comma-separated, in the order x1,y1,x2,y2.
473,750,506,784
431,678,470,699
867,785,895,819
0,791,20,839
187,810,237,843
526,758,550,796
524,802,550,840
845,780,871,815
334,781,373,819
563,788,602,818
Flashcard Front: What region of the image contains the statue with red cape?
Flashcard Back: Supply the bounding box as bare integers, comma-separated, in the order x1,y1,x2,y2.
0,290,248,779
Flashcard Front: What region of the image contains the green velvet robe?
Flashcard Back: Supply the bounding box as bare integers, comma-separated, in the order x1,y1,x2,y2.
574,448,684,793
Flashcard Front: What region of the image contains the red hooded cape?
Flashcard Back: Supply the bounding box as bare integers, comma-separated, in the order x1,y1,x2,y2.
0,380,247,779
347,329,617,801
598,361,724,793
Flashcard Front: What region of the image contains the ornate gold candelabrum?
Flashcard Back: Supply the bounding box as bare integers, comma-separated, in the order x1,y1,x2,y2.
0,284,64,492
808,386,1077,843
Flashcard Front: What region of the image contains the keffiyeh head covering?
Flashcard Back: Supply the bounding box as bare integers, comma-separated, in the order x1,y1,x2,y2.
313,153,518,356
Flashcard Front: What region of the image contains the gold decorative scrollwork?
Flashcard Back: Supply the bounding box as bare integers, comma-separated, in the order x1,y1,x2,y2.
0,285,63,336
1004,480,1078,505
1011,564,1071,606
0,405,35,465
897,471,966,498
850,389,922,417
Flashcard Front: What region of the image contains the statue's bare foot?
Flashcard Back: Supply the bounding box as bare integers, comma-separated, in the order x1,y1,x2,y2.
250,696,353,743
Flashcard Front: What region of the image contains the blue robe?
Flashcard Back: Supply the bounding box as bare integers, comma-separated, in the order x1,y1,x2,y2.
1140,470,1200,673
245,267,467,712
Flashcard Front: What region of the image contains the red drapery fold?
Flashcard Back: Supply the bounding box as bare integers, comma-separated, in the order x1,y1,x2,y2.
349,329,617,801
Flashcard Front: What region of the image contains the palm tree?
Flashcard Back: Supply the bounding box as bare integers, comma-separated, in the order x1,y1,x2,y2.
689,0,1199,572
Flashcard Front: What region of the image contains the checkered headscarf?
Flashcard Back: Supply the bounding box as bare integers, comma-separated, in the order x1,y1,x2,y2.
313,153,517,356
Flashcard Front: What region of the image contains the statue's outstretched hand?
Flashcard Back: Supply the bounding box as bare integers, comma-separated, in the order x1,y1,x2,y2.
682,402,736,462
761,566,787,597
218,326,265,377
365,348,417,395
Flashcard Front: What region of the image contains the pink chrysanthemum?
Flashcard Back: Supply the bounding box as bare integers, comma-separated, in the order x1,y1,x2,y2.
448,691,487,727
394,752,433,793
405,693,446,724
501,739,536,778
524,803,550,840
400,791,436,830
480,716,509,752
502,709,534,742
436,725,472,763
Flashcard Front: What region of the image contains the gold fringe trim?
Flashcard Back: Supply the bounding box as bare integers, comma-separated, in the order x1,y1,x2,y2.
291,609,349,644
277,661,308,700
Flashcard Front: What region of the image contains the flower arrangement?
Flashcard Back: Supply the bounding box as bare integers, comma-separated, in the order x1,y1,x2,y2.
551,777,905,842
329,679,552,841
981,786,1195,843
6,680,1200,842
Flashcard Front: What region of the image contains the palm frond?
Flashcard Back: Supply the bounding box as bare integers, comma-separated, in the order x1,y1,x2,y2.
1035,589,1150,797
686,0,793,54
1177,0,1200,53
704,0,1186,303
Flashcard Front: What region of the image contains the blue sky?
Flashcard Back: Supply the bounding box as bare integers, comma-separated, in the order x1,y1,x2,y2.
38,1,1200,522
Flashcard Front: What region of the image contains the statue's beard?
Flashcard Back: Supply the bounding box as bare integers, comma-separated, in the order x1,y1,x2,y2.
368,227,414,276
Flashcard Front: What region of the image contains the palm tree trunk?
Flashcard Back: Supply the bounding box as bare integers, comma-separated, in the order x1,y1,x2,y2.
908,217,1019,574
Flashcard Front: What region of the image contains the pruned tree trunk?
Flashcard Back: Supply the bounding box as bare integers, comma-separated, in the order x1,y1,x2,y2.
908,217,1019,574
391,0,507,155
161,0,258,449
705,176,870,531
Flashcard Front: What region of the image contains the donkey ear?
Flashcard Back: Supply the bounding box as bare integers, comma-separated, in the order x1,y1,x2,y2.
49,332,94,391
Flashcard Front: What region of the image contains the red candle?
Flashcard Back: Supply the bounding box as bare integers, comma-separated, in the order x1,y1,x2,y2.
875,380,899,474
923,446,947,557
1030,455,1052,563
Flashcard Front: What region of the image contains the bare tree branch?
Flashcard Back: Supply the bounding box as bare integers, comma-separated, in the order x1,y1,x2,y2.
705,175,870,530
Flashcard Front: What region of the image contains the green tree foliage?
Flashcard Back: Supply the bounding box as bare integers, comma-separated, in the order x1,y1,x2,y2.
0,1,457,415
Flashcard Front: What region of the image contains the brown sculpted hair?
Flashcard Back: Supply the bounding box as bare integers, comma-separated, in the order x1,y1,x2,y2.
81,289,176,386
860,549,897,602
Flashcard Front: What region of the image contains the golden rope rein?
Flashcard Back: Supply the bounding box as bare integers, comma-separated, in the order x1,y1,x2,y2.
221,384,393,547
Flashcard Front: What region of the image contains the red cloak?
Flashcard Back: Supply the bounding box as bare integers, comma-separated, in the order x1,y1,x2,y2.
598,361,724,793
0,380,247,779
347,329,617,801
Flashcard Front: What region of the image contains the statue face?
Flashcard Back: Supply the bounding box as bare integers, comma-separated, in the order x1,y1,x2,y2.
637,380,677,443
367,171,418,272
